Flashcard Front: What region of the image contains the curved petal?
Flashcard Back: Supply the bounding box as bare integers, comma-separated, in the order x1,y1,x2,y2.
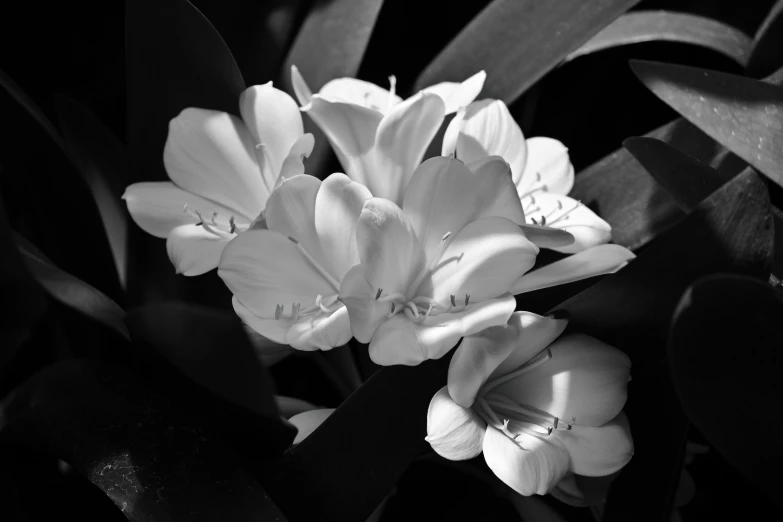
166,224,229,275
218,229,336,317
276,133,315,186
239,82,305,180
418,217,538,306
319,77,402,112
403,156,526,263
123,181,240,238
285,305,353,351
356,198,425,297
241,322,294,366
163,108,267,220
421,70,487,114
483,425,570,496
444,99,527,182
549,473,588,507
517,224,575,250
556,412,633,477
491,312,569,379
373,92,446,203
494,334,631,427
368,294,516,366
426,386,487,460
290,408,335,444
290,65,314,105
511,244,635,295
517,137,574,197
338,264,391,343
232,296,290,344
524,193,611,253
315,173,372,280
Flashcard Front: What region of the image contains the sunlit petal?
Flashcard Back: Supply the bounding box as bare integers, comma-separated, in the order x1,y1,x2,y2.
368,294,516,366
338,264,392,343
426,386,486,460
276,133,316,186
232,296,290,344
517,137,574,197
494,334,631,427
421,70,487,114
290,408,336,444
517,224,575,250
290,65,314,105
285,305,352,351
483,425,570,496
556,412,634,477
491,312,569,379
163,108,268,219
510,244,635,295
166,224,228,275
523,193,611,253
319,77,402,113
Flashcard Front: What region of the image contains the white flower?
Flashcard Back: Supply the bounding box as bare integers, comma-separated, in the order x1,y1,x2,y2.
123,82,314,275
290,66,486,204
218,173,371,351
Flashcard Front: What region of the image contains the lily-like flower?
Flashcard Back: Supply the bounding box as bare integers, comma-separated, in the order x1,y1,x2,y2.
291,66,486,204
218,172,371,350
442,98,610,253
426,312,633,497
123,82,314,275
338,155,555,366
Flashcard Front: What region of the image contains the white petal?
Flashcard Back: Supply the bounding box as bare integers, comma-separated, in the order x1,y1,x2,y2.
510,244,635,295
491,312,569,378
518,223,575,250
403,156,526,264
290,65,314,105
123,181,240,238
290,408,336,444
368,294,516,366
163,108,268,220
426,386,486,460
239,82,305,179
319,77,402,113
483,425,570,496
557,412,633,477
285,304,353,351
276,133,316,186
232,296,290,344
421,70,487,114
166,224,229,275
373,92,446,203
517,137,574,197
338,264,391,344
523,193,611,253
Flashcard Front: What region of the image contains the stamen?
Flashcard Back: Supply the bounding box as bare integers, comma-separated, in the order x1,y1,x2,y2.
387,75,397,112
540,215,546,226
450,294,457,307
388,303,397,318
407,231,453,295
465,294,470,306
287,236,341,292
536,172,542,182
375,288,383,300
546,201,582,226
530,217,538,225
291,303,301,321
229,216,237,234
274,304,283,320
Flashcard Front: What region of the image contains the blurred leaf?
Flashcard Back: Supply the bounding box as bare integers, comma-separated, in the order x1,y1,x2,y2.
55,95,129,290
262,355,450,522
623,137,783,280
747,0,783,76
630,60,783,189
0,68,66,152
322,346,362,391
15,232,129,341
0,359,288,521
414,0,642,103
669,274,783,510
567,11,751,66
275,395,319,418
280,0,385,179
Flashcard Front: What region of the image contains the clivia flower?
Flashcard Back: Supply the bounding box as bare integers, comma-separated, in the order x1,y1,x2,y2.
442,98,611,253
218,172,370,351
426,312,633,498
123,83,314,275
290,65,486,204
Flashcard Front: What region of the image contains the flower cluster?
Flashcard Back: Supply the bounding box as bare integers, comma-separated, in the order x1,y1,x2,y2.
123,70,635,500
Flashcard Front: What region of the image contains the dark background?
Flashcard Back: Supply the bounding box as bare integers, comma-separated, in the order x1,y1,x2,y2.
0,0,779,520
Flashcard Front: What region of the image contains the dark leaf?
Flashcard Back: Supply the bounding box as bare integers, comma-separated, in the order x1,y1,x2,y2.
0,359,288,521
0,68,66,152
669,274,783,510
414,0,642,103
55,95,129,290
567,11,752,66
262,355,450,522
15,232,129,341
280,0,385,179
747,0,783,77
630,60,783,189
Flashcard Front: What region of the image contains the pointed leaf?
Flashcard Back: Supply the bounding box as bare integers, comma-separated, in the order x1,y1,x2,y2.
567,11,752,66
55,95,129,289
747,0,783,77
630,60,783,189
669,274,783,510
414,0,641,103
0,359,288,521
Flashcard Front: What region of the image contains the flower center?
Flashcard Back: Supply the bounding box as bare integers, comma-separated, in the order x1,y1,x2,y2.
183,204,247,239
274,294,342,322
523,194,583,227
473,348,576,440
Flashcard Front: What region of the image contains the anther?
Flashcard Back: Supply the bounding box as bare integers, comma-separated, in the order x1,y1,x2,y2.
530,217,538,225
390,303,396,314
291,303,301,321
288,236,299,244
375,288,383,300
465,294,470,306
211,211,218,224
536,172,542,182
450,294,457,307
547,427,553,435
441,231,452,242
229,216,237,234
540,215,547,226
557,200,563,210
553,417,559,429
274,304,283,320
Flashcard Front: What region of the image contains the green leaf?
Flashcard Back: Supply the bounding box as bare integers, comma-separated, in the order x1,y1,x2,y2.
630,60,783,189
55,95,129,290
15,232,130,341
414,0,642,103
567,11,752,66
747,0,783,77
0,359,288,521
262,355,450,521
669,274,783,510
280,0,385,179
